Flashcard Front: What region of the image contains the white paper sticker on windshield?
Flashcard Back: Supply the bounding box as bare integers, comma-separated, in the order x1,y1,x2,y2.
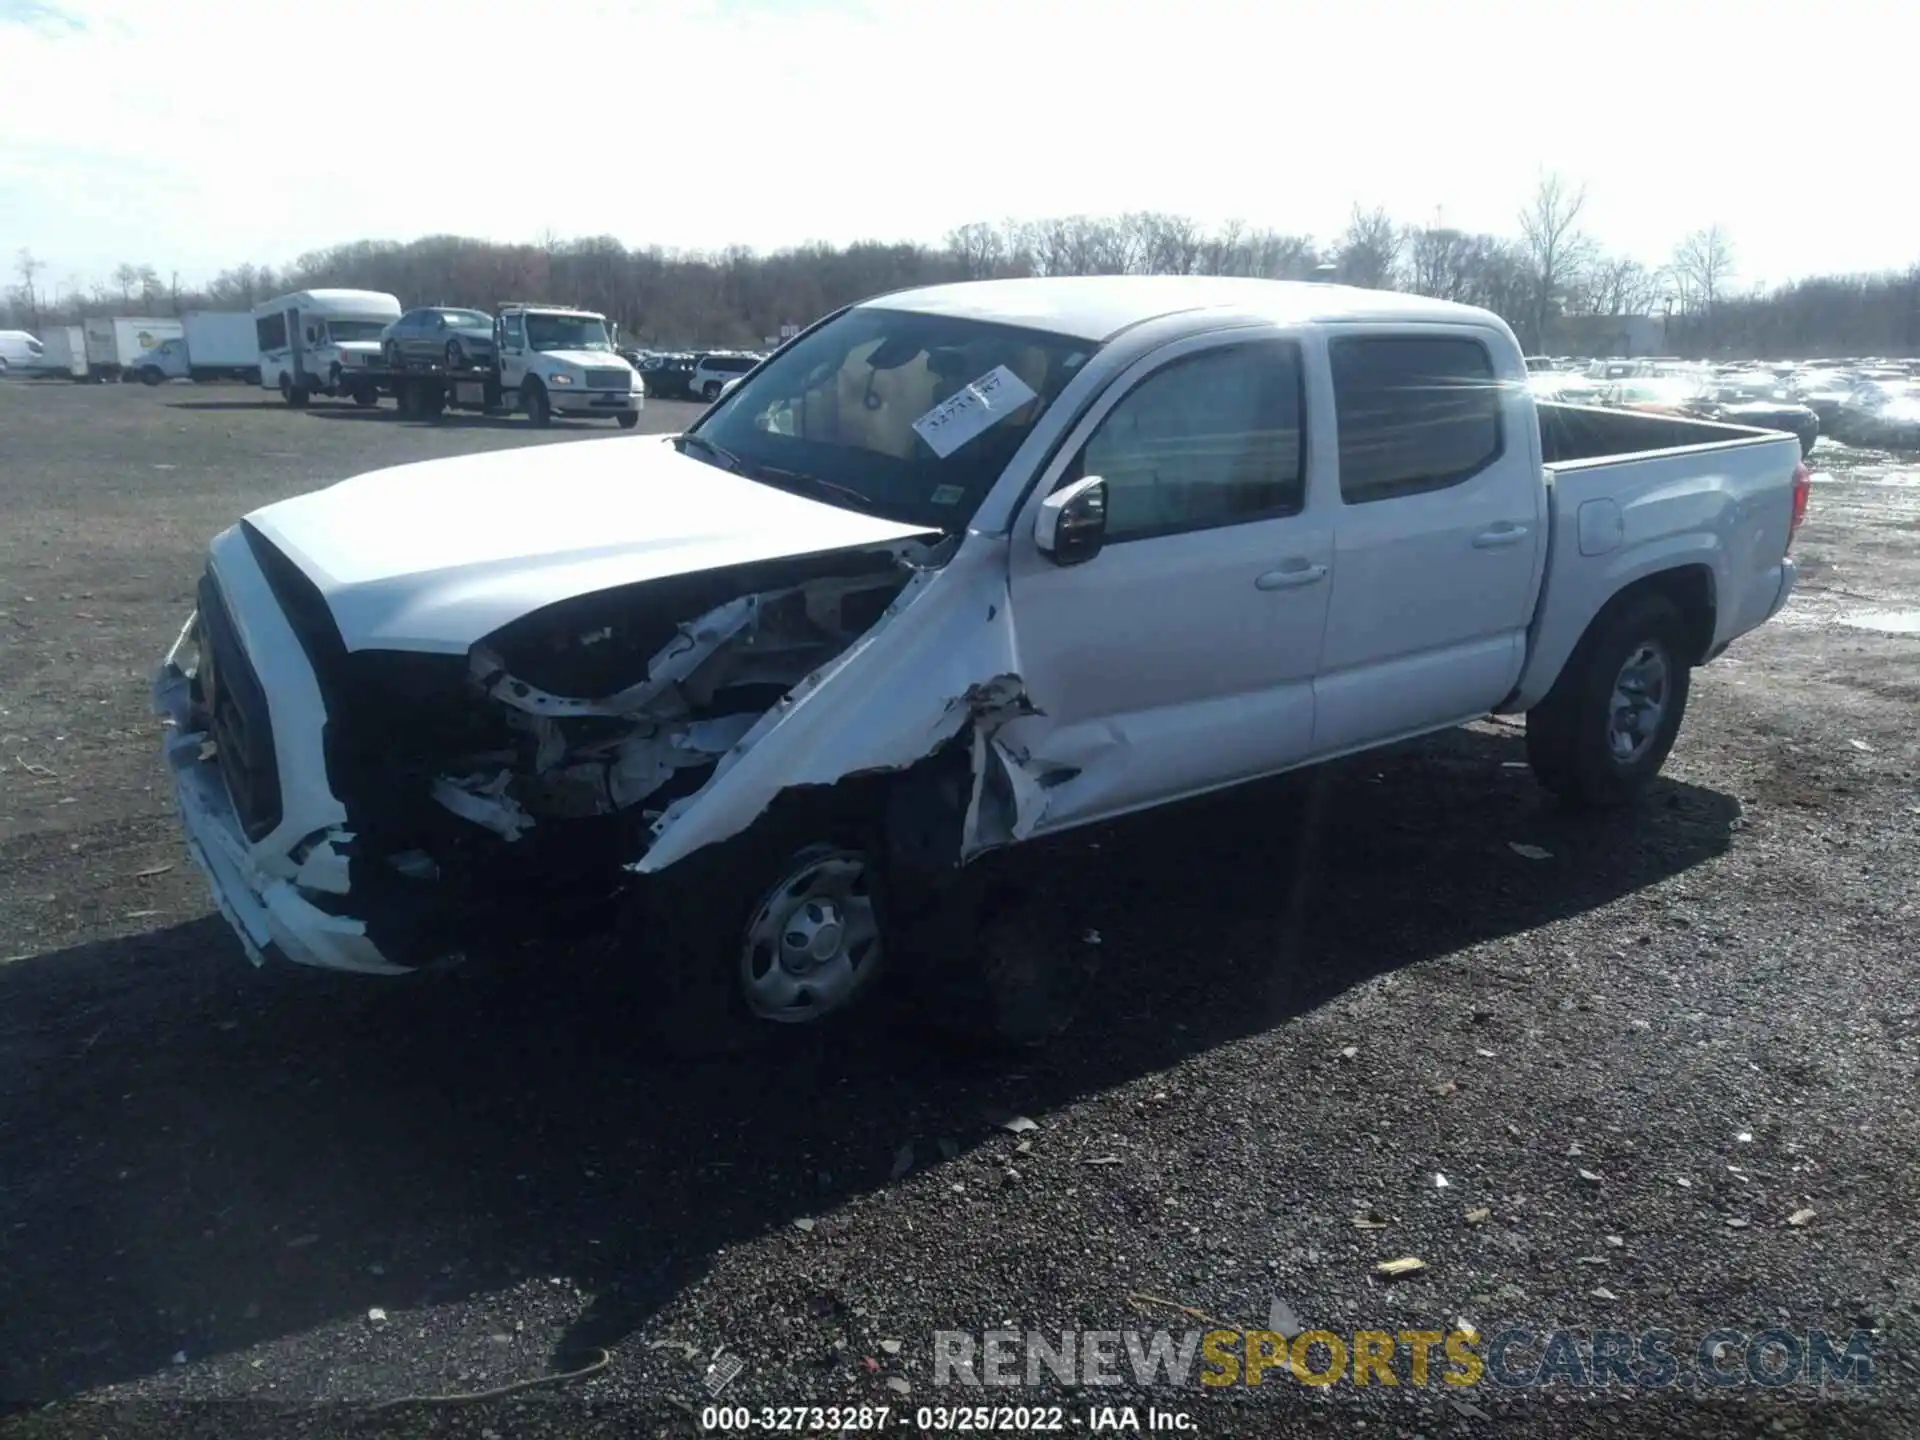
912,365,1039,459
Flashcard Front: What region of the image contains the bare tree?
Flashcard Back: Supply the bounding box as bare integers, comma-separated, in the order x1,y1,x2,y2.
1517,172,1596,351
112,263,139,307
1335,205,1402,289
1671,224,1735,314
1670,225,1736,353
14,249,44,328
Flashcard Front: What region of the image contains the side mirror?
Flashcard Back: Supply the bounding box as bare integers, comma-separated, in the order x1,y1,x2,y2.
1035,475,1107,566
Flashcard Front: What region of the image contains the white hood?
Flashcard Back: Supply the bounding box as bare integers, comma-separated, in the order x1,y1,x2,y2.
535,348,630,372
242,437,936,654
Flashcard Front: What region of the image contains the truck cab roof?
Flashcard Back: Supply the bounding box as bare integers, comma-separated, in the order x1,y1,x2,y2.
860,275,1508,344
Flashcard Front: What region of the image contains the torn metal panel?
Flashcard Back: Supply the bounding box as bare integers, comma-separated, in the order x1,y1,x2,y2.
631,543,1030,876
431,772,535,841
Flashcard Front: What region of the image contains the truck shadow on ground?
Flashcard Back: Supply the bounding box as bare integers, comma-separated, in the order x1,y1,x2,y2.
0,723,1739,1403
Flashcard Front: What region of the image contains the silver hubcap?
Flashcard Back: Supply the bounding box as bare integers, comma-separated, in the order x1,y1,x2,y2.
740,849,882,1023
1608,641,1670,763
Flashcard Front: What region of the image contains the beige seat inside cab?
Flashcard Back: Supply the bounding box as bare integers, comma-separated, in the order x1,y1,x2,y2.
790,342,1057,459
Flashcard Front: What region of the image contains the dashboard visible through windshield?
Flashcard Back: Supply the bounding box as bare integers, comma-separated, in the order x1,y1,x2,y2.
685,307,1096,529
526,314,612,352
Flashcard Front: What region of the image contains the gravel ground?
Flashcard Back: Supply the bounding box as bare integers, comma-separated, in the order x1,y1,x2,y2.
1,380,1916,1439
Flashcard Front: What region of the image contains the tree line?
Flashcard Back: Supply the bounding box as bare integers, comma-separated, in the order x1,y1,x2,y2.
8,174,1918,359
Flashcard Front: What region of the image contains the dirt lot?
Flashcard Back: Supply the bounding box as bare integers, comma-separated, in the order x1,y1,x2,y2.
1,380,1916,1439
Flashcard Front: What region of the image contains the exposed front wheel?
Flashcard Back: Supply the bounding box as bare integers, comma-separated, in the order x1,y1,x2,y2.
1526,592,1693,809
616,409,640,429
278,373,307,407
140,366,163,386
702,380,722,401
447,340,465,370
524,381,552,427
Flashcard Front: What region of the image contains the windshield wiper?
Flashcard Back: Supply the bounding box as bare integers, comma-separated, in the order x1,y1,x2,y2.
673,432,744,471
748,463,877,513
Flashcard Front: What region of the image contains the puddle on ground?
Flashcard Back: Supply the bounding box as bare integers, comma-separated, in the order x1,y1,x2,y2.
1839,610,1920,634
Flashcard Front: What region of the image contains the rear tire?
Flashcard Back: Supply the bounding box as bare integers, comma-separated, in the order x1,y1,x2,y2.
1526,591,1693,809
352,385,378,408
702,380,721,402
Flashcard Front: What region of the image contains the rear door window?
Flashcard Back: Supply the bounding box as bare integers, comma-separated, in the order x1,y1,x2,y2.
1329,336,1504,504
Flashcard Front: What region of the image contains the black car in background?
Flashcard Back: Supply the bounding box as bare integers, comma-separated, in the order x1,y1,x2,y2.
640,352,698,399
382,307,495,370
1691,372,1820,458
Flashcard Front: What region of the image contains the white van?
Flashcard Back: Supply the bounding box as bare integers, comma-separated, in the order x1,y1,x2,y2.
0,330,46,375
688,351,761,402
252,290,402,405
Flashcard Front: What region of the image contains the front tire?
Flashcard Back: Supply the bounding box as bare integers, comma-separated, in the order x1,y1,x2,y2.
524,380,552,427
702,380,722,401
619,820,889,1058
616,410,640,429
140,366,163,387
278,373,308,407
1526,591,1692,809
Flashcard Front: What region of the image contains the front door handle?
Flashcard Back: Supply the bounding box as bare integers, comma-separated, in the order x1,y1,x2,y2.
1255,562,1328,591
1473,523,1529,549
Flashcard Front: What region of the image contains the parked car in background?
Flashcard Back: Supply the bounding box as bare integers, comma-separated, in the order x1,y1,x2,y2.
1601,377,1702,415
382,307,496,371
1828,380,1920,450
1791,369,1863,429
643,352,698,398
689,350,760,401
1688,373,1819,457
1527,371,1604,405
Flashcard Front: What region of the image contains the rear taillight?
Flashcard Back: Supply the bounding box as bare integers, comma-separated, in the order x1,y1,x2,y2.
1787,461,1810,551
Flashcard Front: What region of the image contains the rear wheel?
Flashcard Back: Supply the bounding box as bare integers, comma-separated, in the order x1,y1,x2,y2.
351,385,378,408
1526,591,1693,809
702,380,722,402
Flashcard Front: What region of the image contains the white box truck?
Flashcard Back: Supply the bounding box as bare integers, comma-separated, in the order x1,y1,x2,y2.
252,290,401,405
83,316,185,382
129,312,262,385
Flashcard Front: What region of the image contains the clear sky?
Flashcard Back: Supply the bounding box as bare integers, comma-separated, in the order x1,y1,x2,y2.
3,0,1913,300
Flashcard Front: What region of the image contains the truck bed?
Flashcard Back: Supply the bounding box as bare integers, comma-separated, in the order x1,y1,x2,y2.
1505,400,1804,714
1537,399,1777,466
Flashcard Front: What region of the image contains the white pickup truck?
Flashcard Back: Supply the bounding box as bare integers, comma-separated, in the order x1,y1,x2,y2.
155,277,1807,1049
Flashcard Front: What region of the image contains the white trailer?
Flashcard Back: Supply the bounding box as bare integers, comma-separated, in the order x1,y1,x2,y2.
252,290,401,405
83,316,185,381
129,312,261,385
39,326,88,379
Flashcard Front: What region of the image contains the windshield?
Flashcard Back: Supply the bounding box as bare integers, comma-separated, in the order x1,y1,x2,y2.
525,313,612,352
687,306,1096,529
324,320,391,343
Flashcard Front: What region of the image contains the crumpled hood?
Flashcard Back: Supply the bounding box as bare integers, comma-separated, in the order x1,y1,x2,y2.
241,437,937,654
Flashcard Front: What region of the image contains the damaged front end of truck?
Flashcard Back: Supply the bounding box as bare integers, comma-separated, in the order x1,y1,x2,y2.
156,519,1049,983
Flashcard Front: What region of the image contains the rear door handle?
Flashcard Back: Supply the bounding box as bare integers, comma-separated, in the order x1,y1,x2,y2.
1255,561,1328,591
1473,523,1529,548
